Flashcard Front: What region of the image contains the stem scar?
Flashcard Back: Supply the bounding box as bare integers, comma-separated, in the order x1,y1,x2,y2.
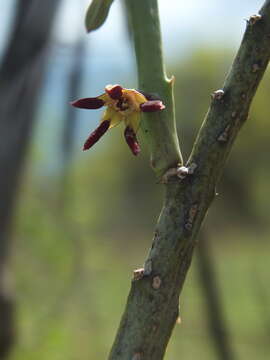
152,276,162,289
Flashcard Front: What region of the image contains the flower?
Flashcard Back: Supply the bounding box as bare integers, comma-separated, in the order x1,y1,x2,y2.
70,84,165,156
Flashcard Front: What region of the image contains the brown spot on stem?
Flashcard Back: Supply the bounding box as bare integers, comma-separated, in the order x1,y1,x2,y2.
185,203,199,231
152,276,162,289
189,204,198,220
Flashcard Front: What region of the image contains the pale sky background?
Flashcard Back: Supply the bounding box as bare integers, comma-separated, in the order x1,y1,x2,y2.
0,1,265,63
54,0,264,59
0,0,265,172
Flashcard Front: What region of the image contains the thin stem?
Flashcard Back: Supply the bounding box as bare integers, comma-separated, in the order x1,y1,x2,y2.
126,0,182,178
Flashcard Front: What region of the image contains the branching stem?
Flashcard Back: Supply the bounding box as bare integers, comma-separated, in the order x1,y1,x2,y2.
108,1,270,359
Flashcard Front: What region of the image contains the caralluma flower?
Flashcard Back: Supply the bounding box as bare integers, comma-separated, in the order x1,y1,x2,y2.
71,84,165,156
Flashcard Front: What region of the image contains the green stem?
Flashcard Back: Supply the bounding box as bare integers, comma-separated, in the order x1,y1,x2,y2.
108,1,270,359
126,0,182,178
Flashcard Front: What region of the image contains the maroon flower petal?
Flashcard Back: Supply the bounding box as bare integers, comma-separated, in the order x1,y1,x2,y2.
83,120,110,151
124,127,141,156
70,97,105,109
140,100,165,112
105,85,123,100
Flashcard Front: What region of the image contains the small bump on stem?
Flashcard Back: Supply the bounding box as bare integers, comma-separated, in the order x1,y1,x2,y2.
133,268,145,281
211,89,225,100
152,276,162,289
248,14,262,26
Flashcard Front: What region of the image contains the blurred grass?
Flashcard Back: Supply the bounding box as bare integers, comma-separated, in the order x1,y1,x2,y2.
9,164,270,359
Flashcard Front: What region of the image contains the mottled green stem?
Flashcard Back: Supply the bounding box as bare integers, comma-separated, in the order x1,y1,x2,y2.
126,0,182,177
108,1,270,359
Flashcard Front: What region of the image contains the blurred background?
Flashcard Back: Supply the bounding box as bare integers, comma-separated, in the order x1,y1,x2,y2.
0,0,269,359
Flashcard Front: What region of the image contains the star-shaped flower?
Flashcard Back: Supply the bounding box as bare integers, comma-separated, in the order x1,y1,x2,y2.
71,84,165,155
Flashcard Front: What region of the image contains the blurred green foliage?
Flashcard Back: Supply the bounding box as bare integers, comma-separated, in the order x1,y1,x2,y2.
9,48,270,359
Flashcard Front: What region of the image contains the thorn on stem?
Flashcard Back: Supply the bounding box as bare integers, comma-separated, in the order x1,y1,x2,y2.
211,89,224,100
248,14,262,26
133,268,145,281
176,166,189,180
161,163,197,183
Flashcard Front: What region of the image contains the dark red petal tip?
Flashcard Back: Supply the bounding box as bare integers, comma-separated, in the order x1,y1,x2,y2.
140,100,165,112
124,127,141,156
70,97,105,109
83,120,110,151
105,85,123,100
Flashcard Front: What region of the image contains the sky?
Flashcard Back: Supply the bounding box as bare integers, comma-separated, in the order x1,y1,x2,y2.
0,0,266,173
53,0,264,59
0,1,264,60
